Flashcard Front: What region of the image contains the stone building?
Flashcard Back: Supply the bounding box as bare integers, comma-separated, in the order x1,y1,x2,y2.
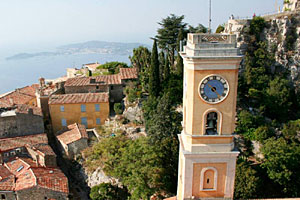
64,67,138,103
49,93,109,133
0,133,55,167
0,105,44,139
56,123,88,158
0,157,68,200
283,0,300,11
0,84,39,108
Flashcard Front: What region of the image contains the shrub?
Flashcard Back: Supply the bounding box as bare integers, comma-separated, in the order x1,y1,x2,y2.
114,103,123,115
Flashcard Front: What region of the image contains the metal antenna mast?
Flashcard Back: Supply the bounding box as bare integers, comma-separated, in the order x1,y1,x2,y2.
209,0,212,34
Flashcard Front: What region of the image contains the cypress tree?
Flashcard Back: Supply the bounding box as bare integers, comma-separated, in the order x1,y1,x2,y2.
164,54,170,82
176,29,184,77
159,51,165,83
149,39,160,97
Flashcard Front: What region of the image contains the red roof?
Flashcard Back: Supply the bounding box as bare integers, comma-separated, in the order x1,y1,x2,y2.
0,165,15,191
26,143,56,156
3,157,69,194
56,123,88,145
119,68,138,80
0,134,48,152
65,75,121,87
49,93,109,105
64,67,138,87
0,84,38,108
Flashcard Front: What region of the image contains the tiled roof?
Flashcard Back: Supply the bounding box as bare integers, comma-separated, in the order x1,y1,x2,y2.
119,68,138,80
0,104,42,117
26,143,56,156
64,74,121,87
56,123,88,145
3,157,69,194
49,93,109,105
0,165,15,191
0,84,38,108
64,67,138,87
84,63,100,70
0,134,48,152
31,167,69,193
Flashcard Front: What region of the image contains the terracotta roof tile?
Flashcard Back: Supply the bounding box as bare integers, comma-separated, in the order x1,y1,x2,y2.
64,74,121,87
0,134,48,152
0,84,38,108
56,123,88,145
31,167,69,193
26,143,56,156
0,165,15,191
49,93,109,104
119,68,138,80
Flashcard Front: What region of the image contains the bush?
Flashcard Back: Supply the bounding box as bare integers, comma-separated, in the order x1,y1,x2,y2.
90,183,130,200
114,103,123,115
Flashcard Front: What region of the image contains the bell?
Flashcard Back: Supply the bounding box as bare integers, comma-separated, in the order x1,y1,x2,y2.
208,120,214,129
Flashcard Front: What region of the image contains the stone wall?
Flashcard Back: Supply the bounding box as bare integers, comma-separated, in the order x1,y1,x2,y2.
16,187,68,200
0,113,44,139
0,191,16,200
109,85,124,103
67,138,88,158
65,85,108,94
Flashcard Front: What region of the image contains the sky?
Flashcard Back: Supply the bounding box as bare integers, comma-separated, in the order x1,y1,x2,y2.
0,0,283,53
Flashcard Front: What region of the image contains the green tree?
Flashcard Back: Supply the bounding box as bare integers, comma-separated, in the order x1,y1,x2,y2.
149,40,161,97
156,14,187,66
159,51,166,82
234,160,260,199
129,46,151,92
176,29,184,77
188,24,208,33
282,119,300,143
215,24,225,33
249,16,266,41
163,52,170,82
261,137,300,196
90,183,129,200
97,61,128,74
114,103,123,115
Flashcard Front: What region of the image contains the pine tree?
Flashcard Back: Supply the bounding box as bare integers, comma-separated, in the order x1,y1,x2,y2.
176,29,184,77
149,40,160,97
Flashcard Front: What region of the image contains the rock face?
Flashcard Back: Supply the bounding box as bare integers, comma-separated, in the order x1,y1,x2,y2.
81,167,119,188
225,12,300,86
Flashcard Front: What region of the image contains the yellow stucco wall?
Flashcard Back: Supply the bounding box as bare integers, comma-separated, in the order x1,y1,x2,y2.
49,102,109,133
185,66,239,136
192,163,227,198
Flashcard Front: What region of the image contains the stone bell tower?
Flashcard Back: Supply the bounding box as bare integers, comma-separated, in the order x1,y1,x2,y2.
177,34,242,199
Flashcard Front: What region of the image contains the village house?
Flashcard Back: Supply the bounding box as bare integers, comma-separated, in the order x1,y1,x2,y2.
0,133,55,166
0,84,39,108
0,157,69,200
64,67,138,103
0,105,44,139
49,93,109,133
56,123,88,158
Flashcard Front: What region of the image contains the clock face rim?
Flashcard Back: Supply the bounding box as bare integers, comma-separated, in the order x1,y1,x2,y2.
198,74,230,104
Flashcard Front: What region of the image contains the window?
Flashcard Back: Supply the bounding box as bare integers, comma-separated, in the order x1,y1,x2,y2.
81,104,86,112
96,86,99,89
205,112,218,135
60,105,65,112
200,167,218,191
110,85,114,90
16,165,24,172
1,194,6,199
61,118,67,127
81,117,88,127
95,104,100,111
96,118,101,125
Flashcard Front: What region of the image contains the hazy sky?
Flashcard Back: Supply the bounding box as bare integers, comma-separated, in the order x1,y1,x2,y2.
0,0,283,51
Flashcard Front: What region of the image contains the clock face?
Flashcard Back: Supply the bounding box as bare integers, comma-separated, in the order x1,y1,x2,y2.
199,75,229,104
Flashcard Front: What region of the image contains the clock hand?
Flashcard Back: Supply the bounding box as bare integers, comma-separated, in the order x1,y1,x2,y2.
207,83,221,98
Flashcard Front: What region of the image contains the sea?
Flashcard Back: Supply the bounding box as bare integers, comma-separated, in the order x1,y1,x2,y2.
0,51,130,94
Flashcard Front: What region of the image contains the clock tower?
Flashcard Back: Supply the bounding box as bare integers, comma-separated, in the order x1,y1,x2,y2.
177,34,242,199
